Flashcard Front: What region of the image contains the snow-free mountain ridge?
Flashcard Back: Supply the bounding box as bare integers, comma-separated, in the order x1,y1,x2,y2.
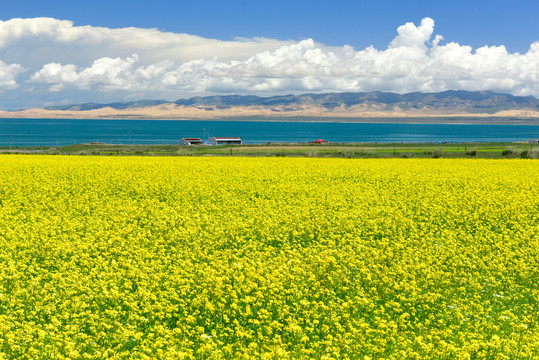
43,90,538,114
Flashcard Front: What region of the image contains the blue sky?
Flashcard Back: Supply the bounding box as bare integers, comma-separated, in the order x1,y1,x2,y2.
0,0,538,108
4,0,537,53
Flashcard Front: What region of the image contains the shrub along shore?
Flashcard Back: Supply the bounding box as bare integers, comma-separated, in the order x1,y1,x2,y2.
1,142,537,158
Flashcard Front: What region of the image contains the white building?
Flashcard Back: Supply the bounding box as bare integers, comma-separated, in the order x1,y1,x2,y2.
208,137,242,145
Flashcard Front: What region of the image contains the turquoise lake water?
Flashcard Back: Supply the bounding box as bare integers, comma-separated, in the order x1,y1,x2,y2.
1,118,538,146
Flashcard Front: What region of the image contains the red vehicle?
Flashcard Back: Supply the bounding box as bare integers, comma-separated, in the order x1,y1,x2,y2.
309,139,329,144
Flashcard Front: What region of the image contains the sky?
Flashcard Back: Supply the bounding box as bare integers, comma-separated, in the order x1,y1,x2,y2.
0,0,538,109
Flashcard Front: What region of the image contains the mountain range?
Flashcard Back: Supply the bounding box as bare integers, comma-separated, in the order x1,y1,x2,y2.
44,90,539,113
2,90,538,122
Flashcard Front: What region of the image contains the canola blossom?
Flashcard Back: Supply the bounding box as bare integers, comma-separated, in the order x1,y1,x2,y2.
0,155,537,359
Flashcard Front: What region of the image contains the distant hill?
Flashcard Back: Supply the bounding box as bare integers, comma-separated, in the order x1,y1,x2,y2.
45,100,169,111
43,90,539,114
4,90,536,123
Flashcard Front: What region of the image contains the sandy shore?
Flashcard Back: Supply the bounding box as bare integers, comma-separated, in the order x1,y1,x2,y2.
1,104,538,125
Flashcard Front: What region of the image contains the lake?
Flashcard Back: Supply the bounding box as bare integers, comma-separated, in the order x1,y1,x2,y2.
1,118,538,146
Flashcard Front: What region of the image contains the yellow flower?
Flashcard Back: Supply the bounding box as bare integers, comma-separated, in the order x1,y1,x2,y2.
0,156,537,359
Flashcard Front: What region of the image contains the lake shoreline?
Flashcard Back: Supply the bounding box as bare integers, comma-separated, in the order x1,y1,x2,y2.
1,115,539,125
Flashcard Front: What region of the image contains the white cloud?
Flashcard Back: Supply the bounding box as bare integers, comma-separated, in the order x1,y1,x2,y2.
389,17,435,49
31,55,142,91
0,60,25,88
1,16,539,107
0,17,293,67
29,22,539,97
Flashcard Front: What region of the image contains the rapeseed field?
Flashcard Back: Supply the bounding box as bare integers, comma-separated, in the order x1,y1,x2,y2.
0,155,537,359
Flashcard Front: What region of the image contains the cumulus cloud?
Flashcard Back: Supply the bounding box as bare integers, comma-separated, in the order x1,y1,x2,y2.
29,21,539,97
1,16,539,107
0,60,25,88
389,17,435,49
32,55,142,91
0,17,293,68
